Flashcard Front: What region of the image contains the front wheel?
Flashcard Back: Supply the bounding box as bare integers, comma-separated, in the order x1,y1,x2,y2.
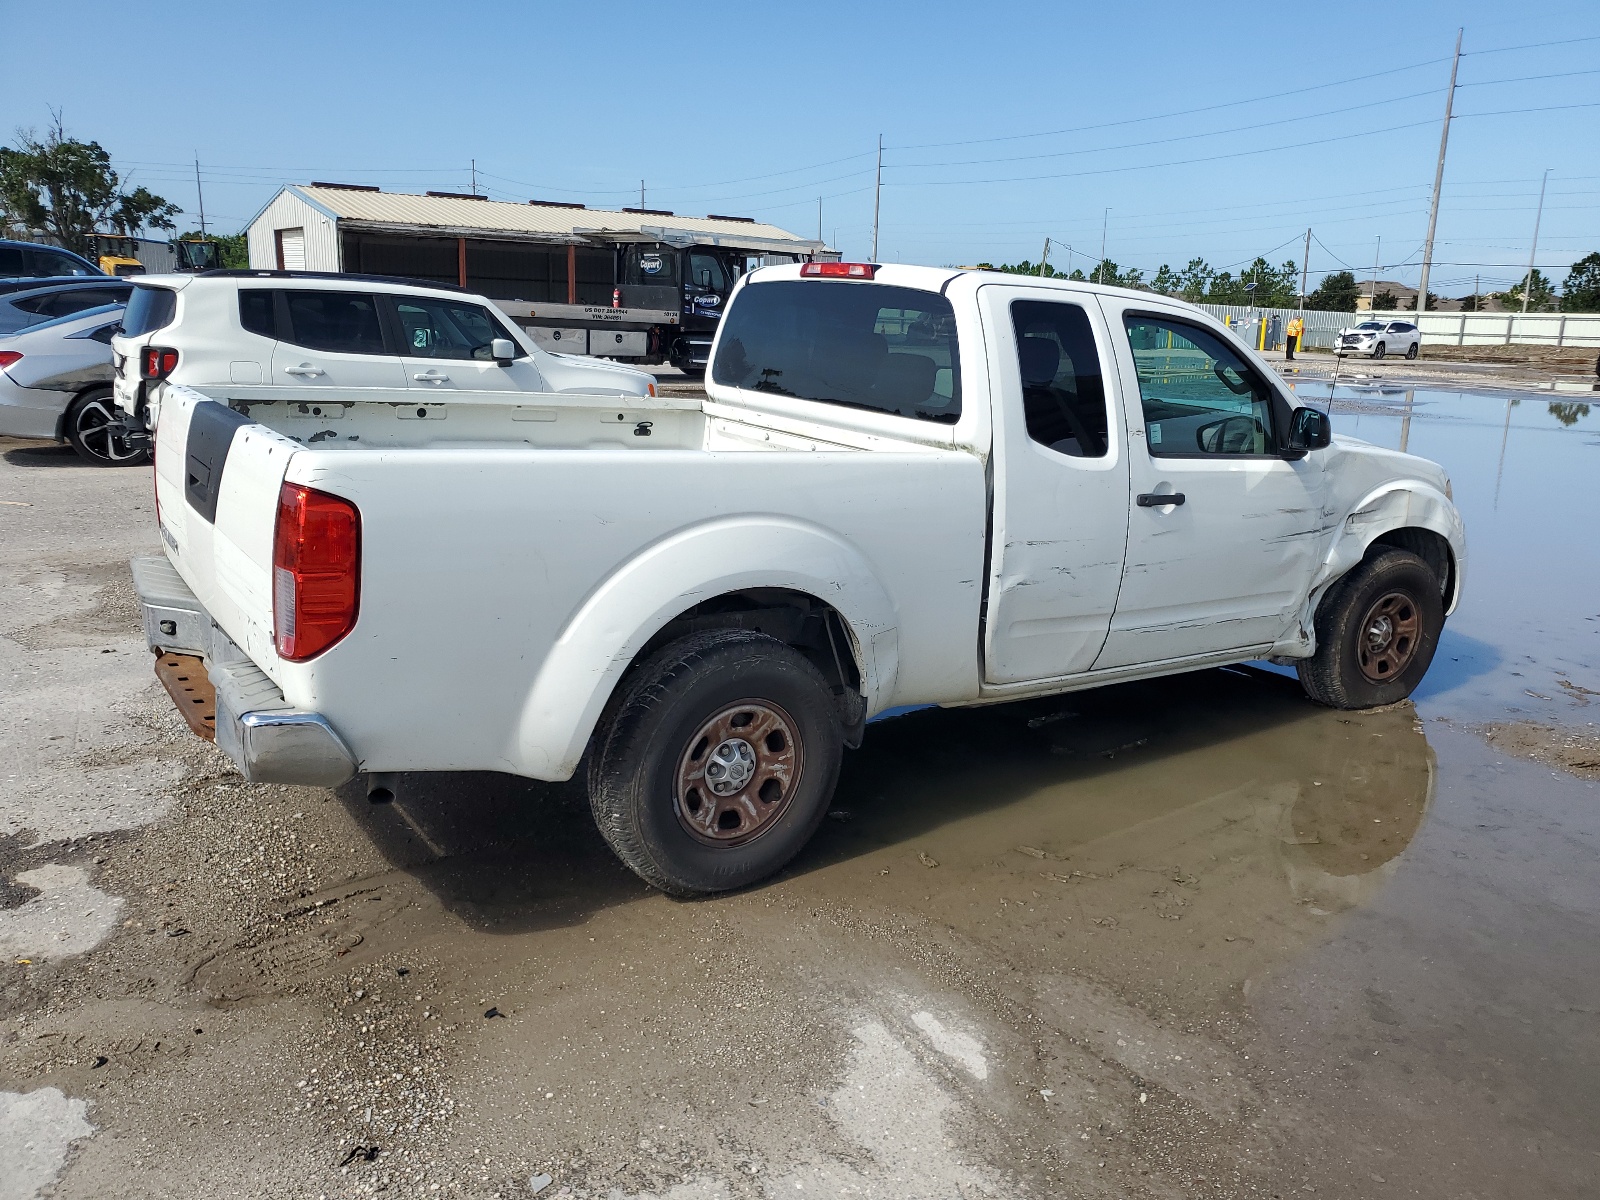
588,630,843,895
1405,342,1419,360
65,387,148,466
1372,342,1387,360
1297,548,1444,709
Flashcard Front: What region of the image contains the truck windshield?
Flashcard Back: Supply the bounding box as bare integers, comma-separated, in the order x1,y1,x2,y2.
712,280,961,424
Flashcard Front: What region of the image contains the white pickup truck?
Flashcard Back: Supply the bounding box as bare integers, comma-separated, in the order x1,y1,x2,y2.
126,262,1464,895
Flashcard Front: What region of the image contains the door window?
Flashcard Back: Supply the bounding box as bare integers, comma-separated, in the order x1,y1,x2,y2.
33,287,131,318
1011,300,1109,458
1123,315,1279,457
282,291,386,355
0,247,25,276
688,252,728,292
27,249,95,277
392,296,523,360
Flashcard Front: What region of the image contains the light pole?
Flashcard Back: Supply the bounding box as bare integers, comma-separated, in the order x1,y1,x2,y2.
1521,168,1552,314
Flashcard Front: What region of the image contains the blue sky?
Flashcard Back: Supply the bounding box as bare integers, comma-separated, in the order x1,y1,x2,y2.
4,0,1596,295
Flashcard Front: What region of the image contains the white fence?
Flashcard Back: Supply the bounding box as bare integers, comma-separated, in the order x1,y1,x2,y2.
1192,303,1600,351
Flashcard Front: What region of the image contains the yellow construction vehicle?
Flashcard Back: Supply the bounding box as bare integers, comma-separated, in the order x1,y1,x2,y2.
89,234,147,276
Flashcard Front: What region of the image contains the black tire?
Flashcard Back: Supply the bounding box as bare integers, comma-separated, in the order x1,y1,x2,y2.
1372,341,1387,360
1297,548,1444,709
65,387,148,466
1405,341,1419,360
588,630,843,895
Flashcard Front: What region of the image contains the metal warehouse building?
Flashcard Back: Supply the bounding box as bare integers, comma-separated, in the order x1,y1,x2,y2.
244,184,824,304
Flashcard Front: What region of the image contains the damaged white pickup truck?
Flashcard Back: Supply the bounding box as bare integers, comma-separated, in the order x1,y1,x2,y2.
126,262,1464,894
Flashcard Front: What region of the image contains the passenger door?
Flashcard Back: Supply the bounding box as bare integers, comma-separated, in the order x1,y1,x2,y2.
387,294,546,394
268,290,407,390
1093,302,1328,670
980,286,1131,683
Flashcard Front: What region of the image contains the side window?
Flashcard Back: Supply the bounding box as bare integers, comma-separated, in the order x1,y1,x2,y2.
0,247,26,276
282,291,386,355
239,290,277,338
43,288,128,317
1123,315,1279,457
28,250,93,277
688,252,728,292
87,322,121,345
392,297,522,360
1010,299,1109,459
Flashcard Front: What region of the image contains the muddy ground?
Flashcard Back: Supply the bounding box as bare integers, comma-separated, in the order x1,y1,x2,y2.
1,384,1597,1200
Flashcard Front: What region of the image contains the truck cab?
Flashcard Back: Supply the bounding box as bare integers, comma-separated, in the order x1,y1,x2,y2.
617,241,762,373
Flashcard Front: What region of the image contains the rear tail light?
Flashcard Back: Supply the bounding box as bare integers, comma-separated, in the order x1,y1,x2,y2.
800,262,876,279
0,350,21,370
140,346,179,380
273,483,361,661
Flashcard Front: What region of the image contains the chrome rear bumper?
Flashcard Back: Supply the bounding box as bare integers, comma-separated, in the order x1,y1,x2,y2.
130,556,357,787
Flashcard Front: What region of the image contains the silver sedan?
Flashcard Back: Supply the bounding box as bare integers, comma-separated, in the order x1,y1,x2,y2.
0,303,147,465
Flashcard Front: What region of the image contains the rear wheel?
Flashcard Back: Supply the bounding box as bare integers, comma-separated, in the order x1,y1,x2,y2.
1372,341,1387,360
588,630,843,895
65,387,147,466
1297,548,1444,709
1405,341,1419,360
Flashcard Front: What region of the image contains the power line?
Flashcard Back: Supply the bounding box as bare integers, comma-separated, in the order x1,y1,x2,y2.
891,87,1444,170
892,54,1451,152
1464,32,1600,55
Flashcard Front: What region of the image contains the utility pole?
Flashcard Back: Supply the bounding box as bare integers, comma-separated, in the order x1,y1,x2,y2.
1097,208,1109,284
194,156,206,236
1039,237,1050,276
817,196,822,244
1474,272,1479,311
871,135,883,262
1299,228,1311,309
1416,28,1462,317
640,180,645,208
471,159,477,195
1370,236,1382,308
1521,168,1552,313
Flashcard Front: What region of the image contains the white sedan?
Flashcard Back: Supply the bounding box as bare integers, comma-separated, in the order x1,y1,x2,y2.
0,303,147,465
1335,319,1421,360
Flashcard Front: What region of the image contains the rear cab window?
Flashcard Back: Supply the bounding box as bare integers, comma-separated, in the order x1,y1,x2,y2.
712,280,961,424
122,285,178,336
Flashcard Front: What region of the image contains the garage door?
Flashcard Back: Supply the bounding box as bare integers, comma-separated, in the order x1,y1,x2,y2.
275,227,305,271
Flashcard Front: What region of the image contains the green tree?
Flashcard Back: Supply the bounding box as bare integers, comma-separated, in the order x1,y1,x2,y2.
1151,264,1178,295
1561,252,1600,312
0,116,179,254
1177,257,1213,301
1459,293,1489,312
1548,402,1590,427
1373,289,1397,310
1308,270,1360,312
1499,268,1556,312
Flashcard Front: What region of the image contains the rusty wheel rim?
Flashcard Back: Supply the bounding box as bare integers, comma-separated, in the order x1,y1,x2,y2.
1357,590,1421,683
674,700,803,847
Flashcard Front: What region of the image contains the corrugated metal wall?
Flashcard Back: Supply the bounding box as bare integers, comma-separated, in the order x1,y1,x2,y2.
1195,304,1351,350
247,190,341,272
1192,303,1600,351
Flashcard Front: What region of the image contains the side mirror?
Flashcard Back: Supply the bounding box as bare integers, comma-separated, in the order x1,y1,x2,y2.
1286,406,1331,453
490,337,516,365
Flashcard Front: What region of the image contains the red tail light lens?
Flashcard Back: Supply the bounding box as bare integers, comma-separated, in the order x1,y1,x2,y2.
800,262,876,279
0,350,22,370
273,483,361,661
140,347,179,379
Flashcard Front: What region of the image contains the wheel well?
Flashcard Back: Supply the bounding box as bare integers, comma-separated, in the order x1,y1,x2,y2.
632,589,866,739
1370,527,1454,602
55,382,114,441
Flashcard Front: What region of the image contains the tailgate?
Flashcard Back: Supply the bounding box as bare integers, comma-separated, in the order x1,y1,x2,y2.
153,384,298,677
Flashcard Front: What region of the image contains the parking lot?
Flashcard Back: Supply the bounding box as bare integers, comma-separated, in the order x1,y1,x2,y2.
1,379,1597,1199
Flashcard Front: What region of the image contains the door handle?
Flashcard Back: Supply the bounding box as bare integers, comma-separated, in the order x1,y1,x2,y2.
1137,492,1186,507
283,364,324,377
413,370,450,383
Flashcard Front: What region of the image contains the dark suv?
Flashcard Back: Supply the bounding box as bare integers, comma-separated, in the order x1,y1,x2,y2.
0,239,104,281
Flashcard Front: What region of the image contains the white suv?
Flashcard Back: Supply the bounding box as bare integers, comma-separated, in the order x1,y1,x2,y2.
1335,319,1421,360
112,271,657,427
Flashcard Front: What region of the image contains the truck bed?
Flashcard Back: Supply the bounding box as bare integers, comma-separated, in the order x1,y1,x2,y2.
153,386,988,780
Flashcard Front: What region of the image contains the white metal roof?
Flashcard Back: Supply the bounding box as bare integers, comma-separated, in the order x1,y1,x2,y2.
276,185,824,254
